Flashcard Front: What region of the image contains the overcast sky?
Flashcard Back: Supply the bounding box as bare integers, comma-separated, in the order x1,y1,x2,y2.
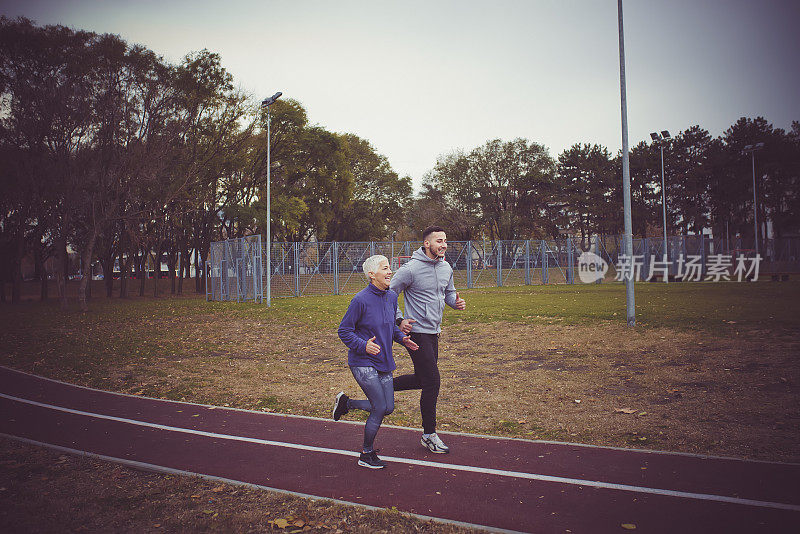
3,0,799,190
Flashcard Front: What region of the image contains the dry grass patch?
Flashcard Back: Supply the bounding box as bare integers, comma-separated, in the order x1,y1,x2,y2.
437,322,800,461
20,312,795,462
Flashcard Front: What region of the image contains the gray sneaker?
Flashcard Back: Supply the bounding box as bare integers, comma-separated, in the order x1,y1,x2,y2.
332,391,349,421
421,432,449,454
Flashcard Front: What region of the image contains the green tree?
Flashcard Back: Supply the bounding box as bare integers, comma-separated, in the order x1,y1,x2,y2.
661,126,715,235
0,17,97,305
556,143,617,246
627,142,661,237
326,134,411,241
424,139,556,242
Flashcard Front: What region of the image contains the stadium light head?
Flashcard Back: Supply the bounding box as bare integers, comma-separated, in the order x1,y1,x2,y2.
650,132,660,141
661,130,671,138
261,92,283,107
742,143,764,154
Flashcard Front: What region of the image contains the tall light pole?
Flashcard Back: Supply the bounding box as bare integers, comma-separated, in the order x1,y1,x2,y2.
742,143,764,257
650,130,671,270
618,0,635,326
391,231,397,265
261,91,282,306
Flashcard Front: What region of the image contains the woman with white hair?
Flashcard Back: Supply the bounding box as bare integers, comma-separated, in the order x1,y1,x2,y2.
334,254,418,469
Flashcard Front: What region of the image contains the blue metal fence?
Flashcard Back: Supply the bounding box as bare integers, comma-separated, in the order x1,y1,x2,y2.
206,235,263,302
207,235,800,301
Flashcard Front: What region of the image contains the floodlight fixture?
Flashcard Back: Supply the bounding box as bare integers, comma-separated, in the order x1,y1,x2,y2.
261,92,282,107
661,130,671,138
650,132,659,141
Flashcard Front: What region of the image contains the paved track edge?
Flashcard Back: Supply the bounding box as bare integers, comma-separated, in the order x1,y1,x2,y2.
0,432,523,534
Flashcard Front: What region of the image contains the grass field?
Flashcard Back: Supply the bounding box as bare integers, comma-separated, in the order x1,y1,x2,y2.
2,280,799,532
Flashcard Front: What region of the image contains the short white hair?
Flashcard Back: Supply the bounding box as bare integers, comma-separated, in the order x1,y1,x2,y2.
362,255,389,280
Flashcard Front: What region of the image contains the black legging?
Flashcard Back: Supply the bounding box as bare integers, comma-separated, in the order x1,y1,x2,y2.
393,332,440,434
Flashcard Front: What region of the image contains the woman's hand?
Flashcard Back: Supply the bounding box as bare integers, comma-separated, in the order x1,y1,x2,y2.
366,336,381,355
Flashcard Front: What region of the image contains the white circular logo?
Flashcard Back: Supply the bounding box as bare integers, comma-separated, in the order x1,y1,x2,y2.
577,251,608,283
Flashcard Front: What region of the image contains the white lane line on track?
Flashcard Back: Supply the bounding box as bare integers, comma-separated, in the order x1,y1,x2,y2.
4,365,798,467
2,392,799,512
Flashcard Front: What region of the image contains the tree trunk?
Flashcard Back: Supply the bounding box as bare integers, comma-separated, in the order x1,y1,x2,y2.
54,236,68,309
100,256,114,298
85,260,92,301
35,242,48,301
177,249,186,295
138,248,146,297
119,247,132,298
168,247,177,295
194,247,202,293
77,231,98,312
11,231,24,304
119,252,128,298
151,247,160,298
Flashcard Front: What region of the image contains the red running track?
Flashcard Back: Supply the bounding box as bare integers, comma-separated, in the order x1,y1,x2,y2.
1,366,799,533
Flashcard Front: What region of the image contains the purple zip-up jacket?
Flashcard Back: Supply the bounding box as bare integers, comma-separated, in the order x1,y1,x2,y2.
338,283,406,372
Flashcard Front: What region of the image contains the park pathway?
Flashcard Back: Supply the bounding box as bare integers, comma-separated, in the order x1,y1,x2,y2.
1,366,799,533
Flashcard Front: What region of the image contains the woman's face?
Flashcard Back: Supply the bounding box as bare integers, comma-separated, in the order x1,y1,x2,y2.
369,259,392,290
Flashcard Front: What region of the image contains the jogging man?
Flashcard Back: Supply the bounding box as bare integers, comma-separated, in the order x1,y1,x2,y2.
390,226,466,453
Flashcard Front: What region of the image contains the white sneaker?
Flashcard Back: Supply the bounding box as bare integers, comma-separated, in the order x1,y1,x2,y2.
421,432,450,454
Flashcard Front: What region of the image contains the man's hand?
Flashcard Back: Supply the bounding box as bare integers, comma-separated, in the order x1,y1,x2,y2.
401,336,419,351
399,318,416,334
365,336,381,355
455,291,466,310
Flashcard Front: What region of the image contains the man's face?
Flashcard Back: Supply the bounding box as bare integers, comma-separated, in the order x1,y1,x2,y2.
424,231,447,260
368,259,392,290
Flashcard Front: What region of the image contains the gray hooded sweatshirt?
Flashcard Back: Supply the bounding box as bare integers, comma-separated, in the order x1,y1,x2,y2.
389,247,458,334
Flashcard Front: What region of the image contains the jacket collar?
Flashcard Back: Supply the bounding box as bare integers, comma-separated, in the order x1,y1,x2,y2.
367,282,388,295
412,246,441,263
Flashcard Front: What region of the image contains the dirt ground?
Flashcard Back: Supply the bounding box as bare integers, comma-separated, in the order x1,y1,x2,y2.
21,316,800,463
3,300,800,532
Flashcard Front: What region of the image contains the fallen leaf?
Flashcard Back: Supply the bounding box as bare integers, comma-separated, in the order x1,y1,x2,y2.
211,485,224,493
621,524,637,530
614,408,636,414
274,518,289,529
293,519,305,527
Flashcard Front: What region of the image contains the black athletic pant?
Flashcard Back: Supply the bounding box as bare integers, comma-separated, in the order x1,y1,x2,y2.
393,332,439,434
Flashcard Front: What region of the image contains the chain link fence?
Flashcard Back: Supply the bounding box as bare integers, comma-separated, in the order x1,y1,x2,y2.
205,235,263,302
206,235,800,301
